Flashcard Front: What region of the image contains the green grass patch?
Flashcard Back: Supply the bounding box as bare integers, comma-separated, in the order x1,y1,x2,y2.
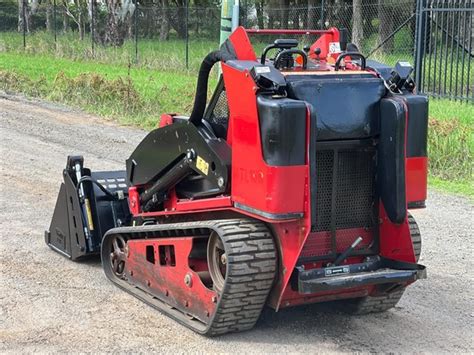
0,51,218,128
0,31,218,72
429,176,473,202
428,99,473,178
427,98,473,196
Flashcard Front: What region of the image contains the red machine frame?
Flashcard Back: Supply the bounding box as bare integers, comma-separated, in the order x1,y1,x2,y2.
126,27,426,310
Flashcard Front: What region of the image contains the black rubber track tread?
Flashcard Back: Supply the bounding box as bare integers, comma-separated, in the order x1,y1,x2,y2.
205,220,277,336
408,213,422,262
101,219,277,336
338,212,422,314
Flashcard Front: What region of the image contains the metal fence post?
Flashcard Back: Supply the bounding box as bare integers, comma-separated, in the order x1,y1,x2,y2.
53,0,57,44
414,0,425,92
134,0,138,64
185,0,189,69
320,0,325,27
243,0,247,28
91,0,95,57
22,0,26,49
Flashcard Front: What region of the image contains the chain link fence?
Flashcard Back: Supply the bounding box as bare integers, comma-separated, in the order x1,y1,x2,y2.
0,0,472,99
0,1,417,66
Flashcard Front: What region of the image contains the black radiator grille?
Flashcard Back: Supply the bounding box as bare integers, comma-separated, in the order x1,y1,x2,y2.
313,146,376,232
314,150,334,232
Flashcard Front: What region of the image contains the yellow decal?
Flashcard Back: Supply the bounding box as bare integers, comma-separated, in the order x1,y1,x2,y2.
196,156,209,175
85,198,95,231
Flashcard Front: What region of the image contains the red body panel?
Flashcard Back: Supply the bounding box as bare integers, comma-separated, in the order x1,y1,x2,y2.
310,27,340,61
222,63,307,216
406,157,428,205
125,237,217,322
228,27,257,61
379,204,416,263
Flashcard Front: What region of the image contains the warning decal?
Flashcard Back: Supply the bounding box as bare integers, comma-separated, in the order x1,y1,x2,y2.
196,156,209,175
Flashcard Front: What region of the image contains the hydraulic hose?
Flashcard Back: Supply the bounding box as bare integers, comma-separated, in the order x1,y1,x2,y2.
189,50,231,125
76,176,126,201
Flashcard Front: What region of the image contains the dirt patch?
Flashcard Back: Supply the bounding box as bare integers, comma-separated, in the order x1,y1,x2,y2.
1,93,473,353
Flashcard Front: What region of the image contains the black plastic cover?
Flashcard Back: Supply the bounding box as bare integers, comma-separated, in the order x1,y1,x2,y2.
403,94,429,157
378,97,407,224
286,76,385,141
126,121,231,199
250,65,287,92
366,59,393,81
257,95,307,166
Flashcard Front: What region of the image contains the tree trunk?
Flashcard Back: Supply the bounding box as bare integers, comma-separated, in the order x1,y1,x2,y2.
63,7,69,32
18,0,33,33
307,0,317,30
46,2,53,32
78,11,84,40
280,0,289,28
378,0,394,53
352,0,363,49
17,0,24,32
256,0,264,29
293,11,299,29
89,0,98,43
160,0,170,40
168,1,187,39
269,12,274,28
105,0,127,46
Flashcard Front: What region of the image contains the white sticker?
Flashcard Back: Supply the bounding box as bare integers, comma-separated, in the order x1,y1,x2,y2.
255,66,271,74
329,42,341,54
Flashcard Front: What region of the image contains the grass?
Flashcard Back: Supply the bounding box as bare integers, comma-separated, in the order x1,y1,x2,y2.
0,51,219,128
427,99,473,198
429,176,473,200
0,32,472,198
0,31,218,72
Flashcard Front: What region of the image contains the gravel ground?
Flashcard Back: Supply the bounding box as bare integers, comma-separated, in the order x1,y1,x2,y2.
1,93,473,353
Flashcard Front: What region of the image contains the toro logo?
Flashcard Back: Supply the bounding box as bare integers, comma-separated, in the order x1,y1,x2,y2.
238,167,264,184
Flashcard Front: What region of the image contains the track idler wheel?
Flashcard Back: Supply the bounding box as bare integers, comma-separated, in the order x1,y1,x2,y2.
109,235,128,277
207,231,226,293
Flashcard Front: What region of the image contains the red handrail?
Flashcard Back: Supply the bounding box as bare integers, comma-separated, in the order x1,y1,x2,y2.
245,29,333,35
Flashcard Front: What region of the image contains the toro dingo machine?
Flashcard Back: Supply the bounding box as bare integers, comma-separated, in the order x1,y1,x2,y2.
46,27,428,335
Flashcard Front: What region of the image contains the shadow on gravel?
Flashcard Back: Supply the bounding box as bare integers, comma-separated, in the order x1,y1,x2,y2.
214,302,410,352
76,254,103,269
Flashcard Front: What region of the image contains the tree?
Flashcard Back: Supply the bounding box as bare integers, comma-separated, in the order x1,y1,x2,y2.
307,0,318,29
62,0,87,40
18,0,40,33
280,0,289,28
255,0,265,29
352,0,363,49
160,0,170,40
103,0,135,45
378,0,394,53
45,0,53,32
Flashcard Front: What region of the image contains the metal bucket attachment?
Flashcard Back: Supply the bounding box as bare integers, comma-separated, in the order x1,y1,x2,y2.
45,156,130,261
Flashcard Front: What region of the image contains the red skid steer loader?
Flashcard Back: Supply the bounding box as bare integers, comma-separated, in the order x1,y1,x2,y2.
46,27,428,335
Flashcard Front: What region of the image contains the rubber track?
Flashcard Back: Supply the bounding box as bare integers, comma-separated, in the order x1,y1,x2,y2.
101,219,277,336
408,213,422,262
339,212,422,314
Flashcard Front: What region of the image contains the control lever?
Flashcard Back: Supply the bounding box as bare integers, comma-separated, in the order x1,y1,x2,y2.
333,236,363,266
